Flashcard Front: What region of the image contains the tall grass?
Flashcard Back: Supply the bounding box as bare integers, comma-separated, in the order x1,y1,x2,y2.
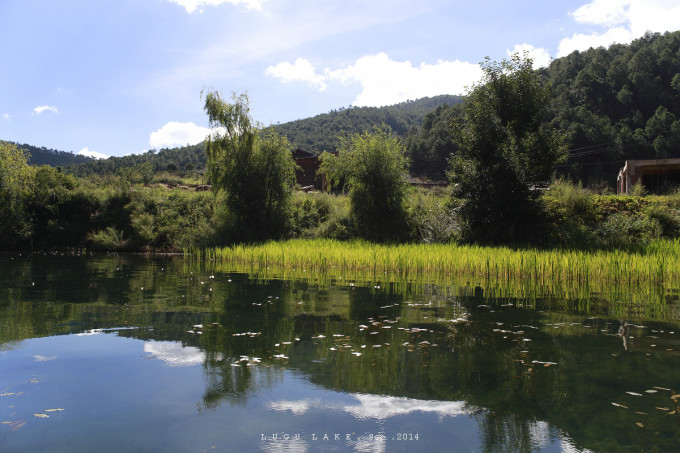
191,239,680,306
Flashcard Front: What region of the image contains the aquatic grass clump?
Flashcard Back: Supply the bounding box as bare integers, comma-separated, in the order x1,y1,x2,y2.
193,239,680,301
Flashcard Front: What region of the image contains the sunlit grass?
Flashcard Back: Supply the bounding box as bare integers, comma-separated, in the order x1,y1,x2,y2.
190,239,680,311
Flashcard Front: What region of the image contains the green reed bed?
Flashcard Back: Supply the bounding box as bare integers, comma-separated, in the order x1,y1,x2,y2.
190,239,680,318
195,238,680,286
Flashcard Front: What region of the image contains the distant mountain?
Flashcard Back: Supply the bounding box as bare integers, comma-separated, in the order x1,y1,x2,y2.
272,94,464,152
49,95,464,176
4,141,94,167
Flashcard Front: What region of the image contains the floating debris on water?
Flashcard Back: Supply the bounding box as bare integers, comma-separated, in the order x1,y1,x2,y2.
626,392,643,397
33,413,49,418
612,402,628,408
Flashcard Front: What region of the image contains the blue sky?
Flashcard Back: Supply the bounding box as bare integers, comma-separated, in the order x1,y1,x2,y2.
2,0,680,158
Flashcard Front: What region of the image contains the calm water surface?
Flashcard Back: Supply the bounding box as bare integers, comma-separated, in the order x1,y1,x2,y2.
1,253,679,452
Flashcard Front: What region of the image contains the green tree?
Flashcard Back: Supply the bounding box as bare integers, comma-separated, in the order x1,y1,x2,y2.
0,142,35,248
449,54,567,243
320,126,410,241
203,90,296,242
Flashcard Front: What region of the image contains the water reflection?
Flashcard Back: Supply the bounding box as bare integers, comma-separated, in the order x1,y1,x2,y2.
1,253,680,452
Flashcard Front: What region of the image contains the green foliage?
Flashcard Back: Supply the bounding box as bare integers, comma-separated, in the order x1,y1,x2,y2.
89,227,127,251
449,54,567,244
320,126,410,242
404,104,462,180
546,31,680,186
274,95,463,153
0,142,35,248
290,192,352,239
630,180,648,197
203,90,296,242
406,188,458,243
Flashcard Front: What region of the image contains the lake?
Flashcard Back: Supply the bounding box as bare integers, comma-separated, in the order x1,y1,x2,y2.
1,253,679,452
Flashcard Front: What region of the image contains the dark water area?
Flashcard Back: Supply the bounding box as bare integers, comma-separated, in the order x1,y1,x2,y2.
1,253,679,452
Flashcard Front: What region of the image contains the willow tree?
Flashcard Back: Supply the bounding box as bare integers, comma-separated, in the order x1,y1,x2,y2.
203,90,296,242
449,54,567,243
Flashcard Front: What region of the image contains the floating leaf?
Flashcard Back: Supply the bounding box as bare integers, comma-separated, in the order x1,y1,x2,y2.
626,392,643,397
612,402,628,409
635,422,644,428
33,413,49,418
653,386,671,391
645,390,658,394
656,407,670,411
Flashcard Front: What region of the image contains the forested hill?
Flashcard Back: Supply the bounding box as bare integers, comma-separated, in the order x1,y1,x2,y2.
404,30,680,184
10,30,680,186
545,30,680,186
272,94,463,152
2,141,94,167
48,95,464,176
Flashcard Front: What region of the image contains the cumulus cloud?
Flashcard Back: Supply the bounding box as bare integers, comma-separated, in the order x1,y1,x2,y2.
167,0,267,13
265,58,328,91
149,121,217,148
267,53,483,107
33,105,59,115
144,341,205,367
558,0,680,57
78,147,108,160
558,26,633,57
268,394,469,419
507,44,553,68
571,0,630,26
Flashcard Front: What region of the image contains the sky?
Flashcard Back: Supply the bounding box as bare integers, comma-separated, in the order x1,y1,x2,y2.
2,0,680,158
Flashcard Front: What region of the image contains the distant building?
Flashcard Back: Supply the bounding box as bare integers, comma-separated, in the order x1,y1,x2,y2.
292,149,335,191
616,158,680,194
617,158,680,194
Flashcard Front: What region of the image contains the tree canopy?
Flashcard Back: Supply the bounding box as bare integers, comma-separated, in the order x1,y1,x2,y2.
320,126,410,242
203,90,296,242
449,54,567,243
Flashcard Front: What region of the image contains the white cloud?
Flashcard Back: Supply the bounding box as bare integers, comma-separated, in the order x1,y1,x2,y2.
559,0,680,57
266,58,327,91
342,394,467,420
78,147,108,160
571,0,630,26
507,44,553,68
2,113,9,121
167,0,267,13
144,341,205,367
268,394,469,419
627,0,680,36
149,121,214,148
267,53,483,107
33,105,59,115
557,27,633,57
